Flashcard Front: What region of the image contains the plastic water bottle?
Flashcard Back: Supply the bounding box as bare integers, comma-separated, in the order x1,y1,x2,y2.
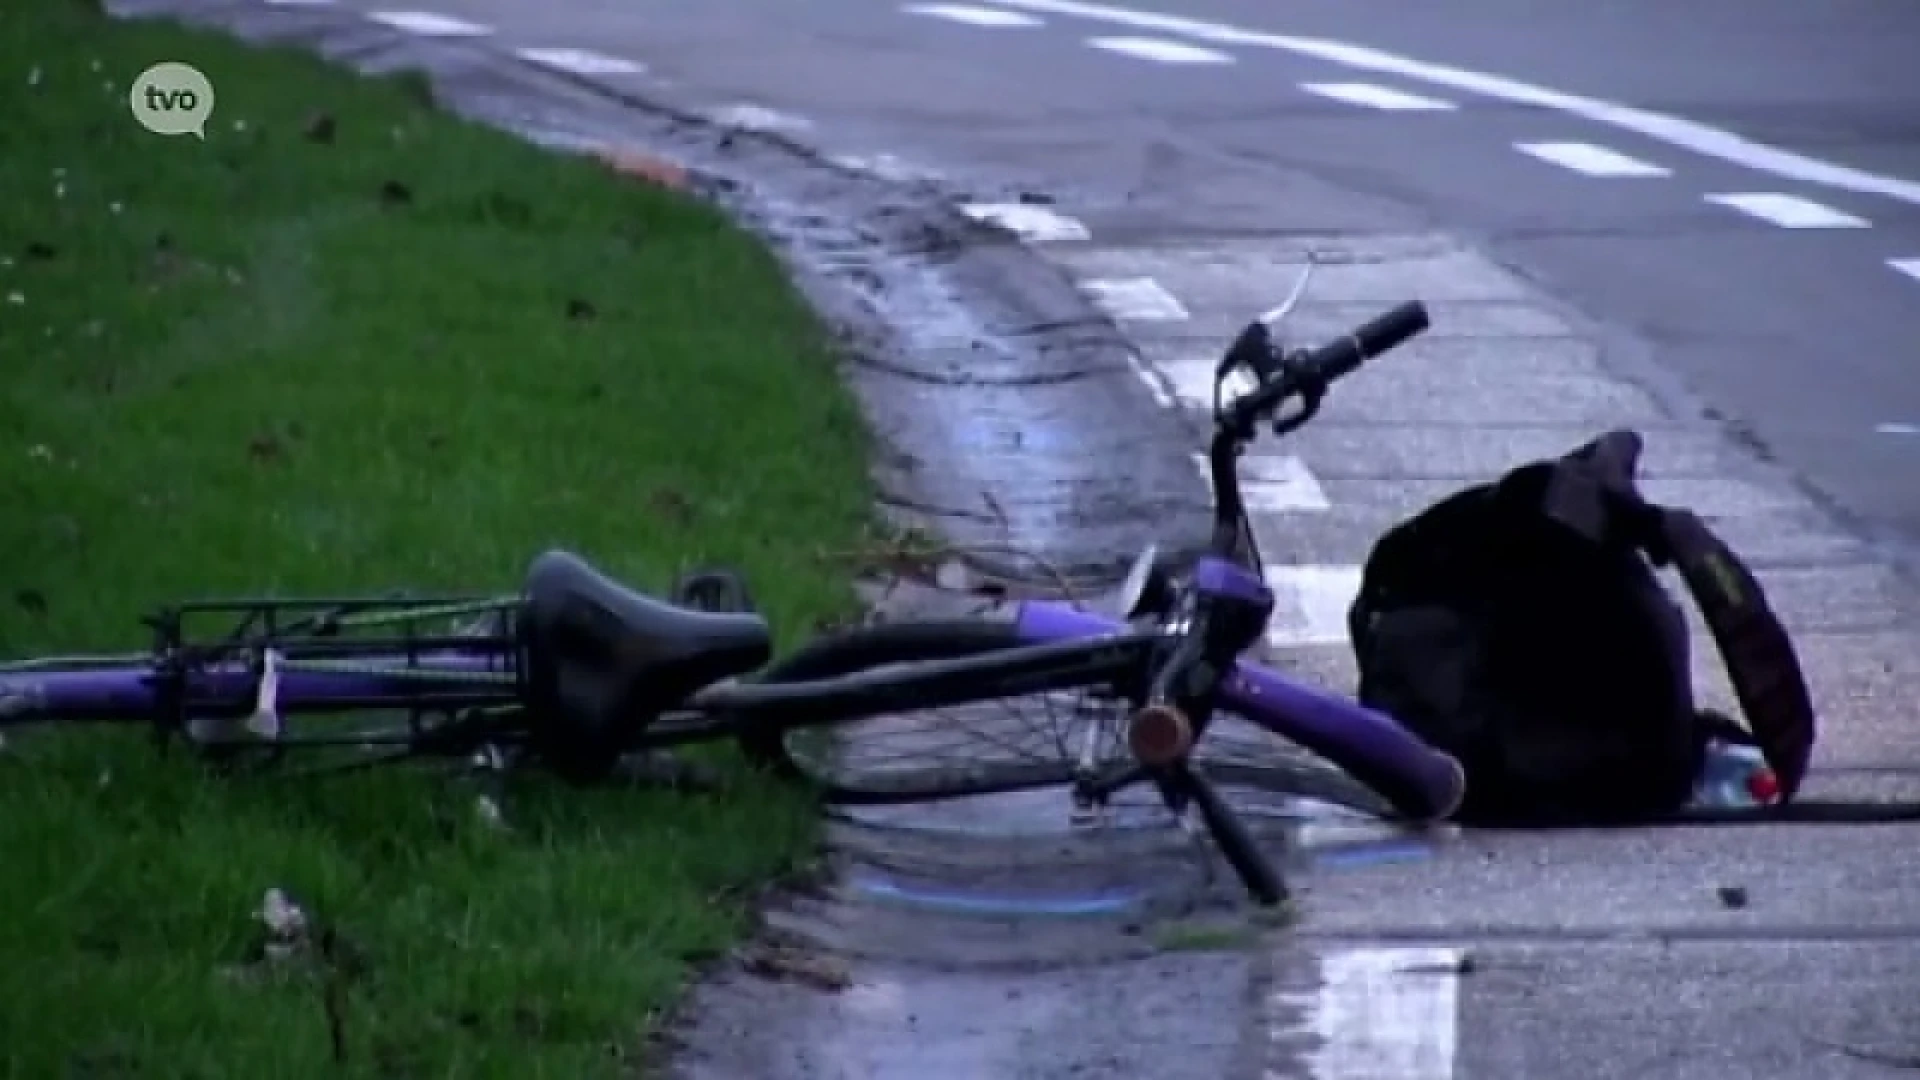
1689,739,1781,810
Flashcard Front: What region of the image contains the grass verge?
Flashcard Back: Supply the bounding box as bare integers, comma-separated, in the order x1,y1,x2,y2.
0,4,873,1075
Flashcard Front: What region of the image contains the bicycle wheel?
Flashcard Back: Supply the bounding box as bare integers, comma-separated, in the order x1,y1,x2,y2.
735,618,1391,814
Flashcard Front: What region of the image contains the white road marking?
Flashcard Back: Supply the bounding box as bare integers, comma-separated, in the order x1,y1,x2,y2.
1890,258,1920,283
1086,36,1233,65
708,104,812,133
1127,354,1177,408
1081,277,1190,321
1271,947,1464,1080
1191,452,1329,512
830,153,939,183
265,0,336,6
1158,348,1254,407
514,48,644,77
1704,192,1869,229
1513,141,1670,178
904,2,1043,27
1263,565,1361,648
366,10,490,35
957,202,1091,243
1300,82,1456,112
1875,422,1920,435
983,0,1920,208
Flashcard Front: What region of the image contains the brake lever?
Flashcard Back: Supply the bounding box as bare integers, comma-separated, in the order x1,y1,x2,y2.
1263,348,1328,435
1219,256,1319,402
1218,321,1278,386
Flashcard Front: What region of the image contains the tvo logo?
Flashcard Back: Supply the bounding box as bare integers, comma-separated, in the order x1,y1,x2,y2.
129,61,216,139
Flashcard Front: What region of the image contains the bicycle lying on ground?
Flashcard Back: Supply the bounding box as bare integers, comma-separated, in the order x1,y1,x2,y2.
0,274,1463,906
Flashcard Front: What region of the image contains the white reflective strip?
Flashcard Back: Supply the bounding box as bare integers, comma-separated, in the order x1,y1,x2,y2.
1081,277,1189,321
515,48,644,77
1159,349,1255,407
904,3,1044,27
1086,36,1233,64
1704,192,1869,229
1301,82,1455,112
957,203,1091,243
1191,453,1329,512
1513,141,1669,177
1270,947,1464,1080
709,105,812,133
367,10,491,35
1264,565,1362,648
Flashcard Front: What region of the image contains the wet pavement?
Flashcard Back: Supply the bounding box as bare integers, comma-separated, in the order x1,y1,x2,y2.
114,2,1920,1078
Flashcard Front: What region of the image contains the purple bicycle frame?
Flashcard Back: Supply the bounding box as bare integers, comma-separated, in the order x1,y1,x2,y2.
0,651,513,726
2,592,1464,821
1013,599,1467,823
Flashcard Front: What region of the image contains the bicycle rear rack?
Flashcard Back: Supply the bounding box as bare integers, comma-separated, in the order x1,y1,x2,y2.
140,592,527,747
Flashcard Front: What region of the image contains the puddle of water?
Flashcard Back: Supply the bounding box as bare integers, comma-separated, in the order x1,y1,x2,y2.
837,787,1168,836
849,866,1149,917
833,787,1441,922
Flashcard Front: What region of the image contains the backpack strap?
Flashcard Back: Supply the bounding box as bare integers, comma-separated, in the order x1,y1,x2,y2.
1538,429,1817,801
1646,508,1818,800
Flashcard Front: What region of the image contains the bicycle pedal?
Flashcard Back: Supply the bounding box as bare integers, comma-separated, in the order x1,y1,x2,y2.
670,567,758,614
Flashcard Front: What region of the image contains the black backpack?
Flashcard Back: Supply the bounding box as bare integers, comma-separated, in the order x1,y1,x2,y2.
1347,429,1819,826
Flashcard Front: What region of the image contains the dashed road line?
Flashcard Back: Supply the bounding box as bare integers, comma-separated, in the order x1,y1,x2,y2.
514,47,644,77
1704,192,1870,229
903,2,1044,27
957,202,1091,243
366,10,490,35
708,104,812,133
1513,141,1670,178
981,0,1920,208
1890,258,1920,283
1191,453,1329,512
1263,565,1364,648
1126,358,1177,409
1270,947,1464,1080
1081,277,1190,320
1086,36,1233,65
1300,82,1456,112
264,0,336,6
1158,348,1255,407
830,153,940,184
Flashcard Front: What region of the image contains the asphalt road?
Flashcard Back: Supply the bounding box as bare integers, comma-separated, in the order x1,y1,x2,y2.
1149,0,1920,556
1053,0,1916,563
420,0,1920,557
184,0,1920,1076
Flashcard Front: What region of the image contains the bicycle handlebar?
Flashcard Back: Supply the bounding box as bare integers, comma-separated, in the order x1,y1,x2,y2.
1124,300,1443,892
1206,301,1430,559
1223,300,1430,434
1145,297,1435,717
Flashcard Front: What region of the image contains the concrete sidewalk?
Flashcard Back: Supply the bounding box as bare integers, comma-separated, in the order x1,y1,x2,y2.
1027,214,1920,1080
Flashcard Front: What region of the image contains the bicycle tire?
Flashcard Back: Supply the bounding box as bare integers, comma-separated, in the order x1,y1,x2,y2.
735,617,1391,814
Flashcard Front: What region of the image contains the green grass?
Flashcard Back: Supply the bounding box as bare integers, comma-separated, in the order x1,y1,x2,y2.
0,3,873,1075
1147,920,1261,953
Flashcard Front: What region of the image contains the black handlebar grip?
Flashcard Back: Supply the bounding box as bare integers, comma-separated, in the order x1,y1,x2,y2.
1303,301,1431,384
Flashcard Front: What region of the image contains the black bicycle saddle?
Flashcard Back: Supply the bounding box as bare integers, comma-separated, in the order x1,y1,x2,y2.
519,549,771,774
